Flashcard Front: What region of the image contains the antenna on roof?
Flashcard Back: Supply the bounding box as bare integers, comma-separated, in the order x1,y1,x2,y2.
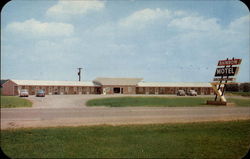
77,67,83,81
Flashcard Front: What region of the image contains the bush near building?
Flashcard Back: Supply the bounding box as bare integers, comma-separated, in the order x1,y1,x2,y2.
226,82,250,93
225,83,240,92
240,83,250,92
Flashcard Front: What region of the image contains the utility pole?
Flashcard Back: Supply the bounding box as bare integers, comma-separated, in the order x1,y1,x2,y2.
77,68,83,81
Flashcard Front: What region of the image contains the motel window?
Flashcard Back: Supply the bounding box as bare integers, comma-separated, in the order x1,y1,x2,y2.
139,87,143,92
74,87,77,91
106,87,110,92
128,87,132,93
160,88,165,92
113,88,121,93
79,87,82,91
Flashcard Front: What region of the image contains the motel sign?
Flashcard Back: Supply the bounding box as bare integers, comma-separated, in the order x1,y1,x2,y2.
207,57,242,105
214,67,239,77
217,58,242,66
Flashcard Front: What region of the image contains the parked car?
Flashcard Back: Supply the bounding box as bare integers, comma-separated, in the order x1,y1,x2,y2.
188,90,198,96
177,90,186,96
187,90,198,96
36,89,45,97
20,89,29,97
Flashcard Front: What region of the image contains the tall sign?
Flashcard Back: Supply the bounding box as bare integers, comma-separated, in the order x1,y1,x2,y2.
208,58,242,105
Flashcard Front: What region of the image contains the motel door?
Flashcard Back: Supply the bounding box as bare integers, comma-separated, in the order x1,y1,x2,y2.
54,87,58,94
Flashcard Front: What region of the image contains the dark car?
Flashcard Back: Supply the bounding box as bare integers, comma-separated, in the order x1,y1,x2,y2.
177,90,186,96
36,90,45,97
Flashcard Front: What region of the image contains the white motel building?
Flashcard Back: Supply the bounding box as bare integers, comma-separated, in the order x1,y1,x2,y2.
1,77,214,96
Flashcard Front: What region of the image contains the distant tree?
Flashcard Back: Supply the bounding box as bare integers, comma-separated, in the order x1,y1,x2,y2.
239,83,250,92
225,83,239,92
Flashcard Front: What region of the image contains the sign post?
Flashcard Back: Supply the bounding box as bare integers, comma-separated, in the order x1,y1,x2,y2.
207,58,241,105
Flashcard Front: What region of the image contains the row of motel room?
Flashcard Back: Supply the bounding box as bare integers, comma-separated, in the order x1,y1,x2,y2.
1,77,215,96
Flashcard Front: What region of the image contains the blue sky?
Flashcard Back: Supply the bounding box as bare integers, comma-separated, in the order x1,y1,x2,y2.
1,0,249,82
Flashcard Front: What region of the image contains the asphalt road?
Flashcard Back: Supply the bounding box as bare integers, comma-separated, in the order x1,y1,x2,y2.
1,95,250,129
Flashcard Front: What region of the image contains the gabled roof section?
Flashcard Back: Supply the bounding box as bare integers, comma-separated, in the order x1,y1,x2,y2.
93,77,143,86
137,82,211,87
1,79,9,86
11,80,98,87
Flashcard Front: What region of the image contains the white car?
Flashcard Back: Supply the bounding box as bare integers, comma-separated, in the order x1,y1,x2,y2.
187,90,198,96
20,89,29,97
177,90,186,96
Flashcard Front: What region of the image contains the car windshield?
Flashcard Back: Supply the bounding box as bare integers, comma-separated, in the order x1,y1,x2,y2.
21,90,28,92
38,90,44,93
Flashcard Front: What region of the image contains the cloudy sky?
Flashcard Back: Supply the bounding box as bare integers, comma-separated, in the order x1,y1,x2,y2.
1,0,249,82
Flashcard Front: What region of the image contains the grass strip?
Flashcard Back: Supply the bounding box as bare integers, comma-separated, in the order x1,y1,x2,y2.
1,120,250,158
227,98,250,106
226,92,250,97
86,96,250,107
1,96,32,108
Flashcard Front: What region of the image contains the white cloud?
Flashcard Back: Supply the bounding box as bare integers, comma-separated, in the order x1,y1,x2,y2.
118,8,220,32
6,19,74,38
46,0,105,18
168,16,220,31
228,14,249,33
119,8,171,28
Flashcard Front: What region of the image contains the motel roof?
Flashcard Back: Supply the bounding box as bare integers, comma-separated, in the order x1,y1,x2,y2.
137,82,211,87
1,79,9,86
10,80,97,87
7,79,212,88
93,77,143,86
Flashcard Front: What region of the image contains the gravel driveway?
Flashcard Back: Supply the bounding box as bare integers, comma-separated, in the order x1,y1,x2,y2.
1,95,250,129
27,94,124,108
27,94,215,108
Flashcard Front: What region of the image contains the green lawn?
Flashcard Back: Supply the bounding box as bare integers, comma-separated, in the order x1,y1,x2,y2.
1,96,32,108
227,97,250,106
1,120,250,158
226,92,250,97
86,96,250,107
